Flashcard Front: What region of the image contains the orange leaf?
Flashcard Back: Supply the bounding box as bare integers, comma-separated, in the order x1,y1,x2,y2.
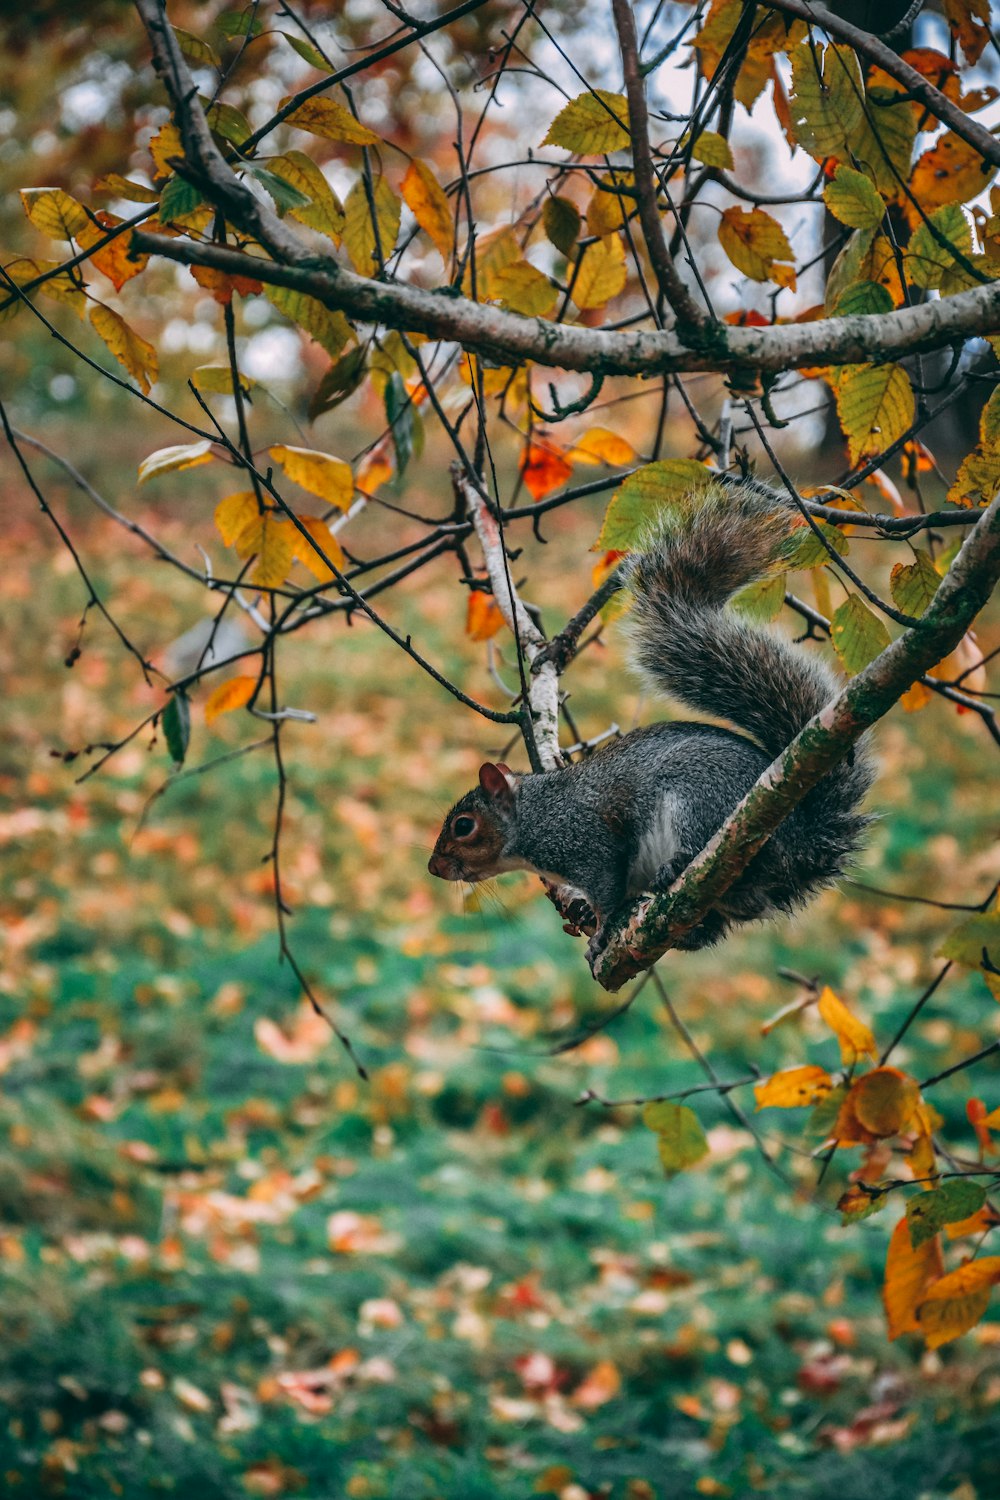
191,264,263,304
205,675,257,725
78,212,149,291
592,550,626,588
568,427,637,467
915,1255,1000,1348
466,588,505,642
967,1097,996,1156
292,516,345,583
907,131,996,220
817,986,877,1066
883,1214,944,1339
754,1065,833,1110
571,1359,621,1409
946,1205,1000,1240
520,441,573,502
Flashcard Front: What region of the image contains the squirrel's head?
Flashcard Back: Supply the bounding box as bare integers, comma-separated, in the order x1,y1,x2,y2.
428,762,519,883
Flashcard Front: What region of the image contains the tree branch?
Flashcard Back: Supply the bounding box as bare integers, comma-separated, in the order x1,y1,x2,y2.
591,490,1000,991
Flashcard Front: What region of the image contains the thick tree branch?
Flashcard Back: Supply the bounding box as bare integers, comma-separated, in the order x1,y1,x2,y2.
767,0,1000,173
591,490,1000,991
611,0,708,335
130,231,1000,379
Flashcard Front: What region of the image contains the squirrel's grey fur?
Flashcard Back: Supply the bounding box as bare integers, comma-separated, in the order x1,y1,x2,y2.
429,481,874,955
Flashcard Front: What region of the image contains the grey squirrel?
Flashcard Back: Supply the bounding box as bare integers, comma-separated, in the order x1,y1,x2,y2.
428,481,873,963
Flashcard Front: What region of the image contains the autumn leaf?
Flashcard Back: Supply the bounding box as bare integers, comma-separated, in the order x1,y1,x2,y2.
830,595,891,676
263,284,354,360
215,491,259,548
190,264,263,305
291,516,345,583
520,442,573,502
754,1066,833,1110
945,0,992,63
848,1068,920,1140
890,552,940,618
571,234,627,310
267,151,345,241
541,90,629,154
21,187,89,240
89,305,159,394
907,204,972,291
76,213,149,291
718,207,796,287
283,96,379,145
204,675,257,724
908,131,996,217
567,428,636,468
835,362,914,465
268,446,354,510
883,1214,944,1339
466,589,505,642
343,175,401,276
686,129,733,169
401,159,454,260
907,1180,987,1249
595,460,712,552
542,195,581,256
788,42,864,164
915,1256,1000,1348
491,262,557,318
235,512,296,589
138,440,215,485
192,365,254,397
817,986,877,1066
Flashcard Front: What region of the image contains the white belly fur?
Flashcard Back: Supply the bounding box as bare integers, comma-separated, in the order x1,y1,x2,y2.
629,791,682,894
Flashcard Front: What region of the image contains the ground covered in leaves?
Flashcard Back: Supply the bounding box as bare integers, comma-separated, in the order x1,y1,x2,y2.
2,489,1000,1500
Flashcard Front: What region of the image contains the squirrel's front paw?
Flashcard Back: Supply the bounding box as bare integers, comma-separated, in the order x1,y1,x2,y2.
585,924,610,972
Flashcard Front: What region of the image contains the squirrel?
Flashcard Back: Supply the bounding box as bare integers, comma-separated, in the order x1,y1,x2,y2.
428,481,874,963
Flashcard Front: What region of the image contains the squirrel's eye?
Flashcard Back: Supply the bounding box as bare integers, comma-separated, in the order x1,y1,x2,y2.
453,815,477,839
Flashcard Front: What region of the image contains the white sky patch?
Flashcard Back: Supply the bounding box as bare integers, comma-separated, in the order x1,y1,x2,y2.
241,326,302,382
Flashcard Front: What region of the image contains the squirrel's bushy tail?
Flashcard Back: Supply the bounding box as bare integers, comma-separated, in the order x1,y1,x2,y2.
626,480,873,887
626,481,833,756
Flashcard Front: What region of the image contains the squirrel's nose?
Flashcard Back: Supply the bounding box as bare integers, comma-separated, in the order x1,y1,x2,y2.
428,853,444,878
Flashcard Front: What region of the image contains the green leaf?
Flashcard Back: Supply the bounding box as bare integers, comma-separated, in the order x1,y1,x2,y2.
542,195,581,256
789,42,865,163
216,11,264,39
162,693,191,767
938,911,1000,971
249,164,312,214
808,1084,848,1139
890,551,940,618
385,371,414,478
832,280,894,318
835,363,915,465
308,346,368,421
823,165,885,230
642,1101,709,1178
172,26,221,69
541,89,630,154
595,460,712,552
830,594,891,676
776,518,848,571
907,1181,987,1248
159,175,205,224
201,98,252,146
908,205,972,291
279,31,330,70
731,575,786,622
838,1186,890,1224
343,175,401,276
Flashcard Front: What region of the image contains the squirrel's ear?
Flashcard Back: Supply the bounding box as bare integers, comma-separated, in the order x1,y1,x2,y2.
478,762,515,806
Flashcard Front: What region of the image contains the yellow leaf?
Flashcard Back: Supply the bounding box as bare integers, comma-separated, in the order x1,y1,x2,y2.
908,131,996,217
205,674,257,725
283,96,380,146
192,364,254,396
343,175,401,276
572,234,627,310
830,594,891,677
835,363,914,466
686,130,733,169
462,227,520,299
149,120,183,179
817,986,877,1065
754,1066,833,1110
948,443,1000,507
263,284,354,360
268,445,354,510
915,1256,1000,1348
20,187,89,240
266,151,344,242
90,304,158,394
883,1215,944,1339
788,42,865,163
401,159,454,260
215,491,259,547
718,207,795,287
541,89,629,154
93,173,160,203
138,440,215,485
292,516,345,582
490,261,557,317
568,428,637,467
585,174,632,238
900,681,932,713
0,256,85,321
236,512,296,589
